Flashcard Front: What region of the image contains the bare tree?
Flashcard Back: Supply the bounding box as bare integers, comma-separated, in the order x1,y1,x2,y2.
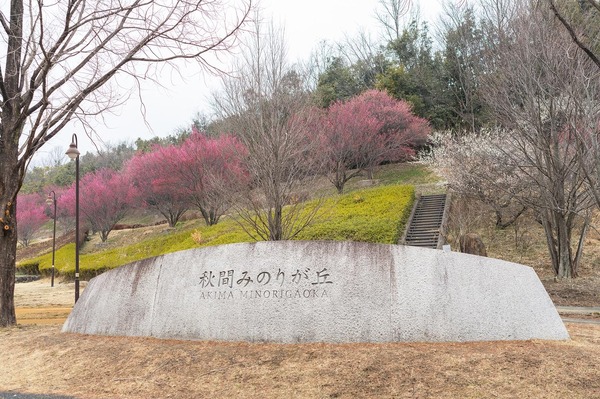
375,0,413,42
302,40,336,92
0,0,252,326
477,0,520,40
479,1,600,278
543,0,600,215
426,130,528,229
338,30,389,92
41,146,67,168
545,0,600,70
212,18,323,241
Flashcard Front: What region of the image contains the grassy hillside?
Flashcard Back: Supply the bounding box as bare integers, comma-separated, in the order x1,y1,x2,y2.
18,182,415,280
14,161,600,306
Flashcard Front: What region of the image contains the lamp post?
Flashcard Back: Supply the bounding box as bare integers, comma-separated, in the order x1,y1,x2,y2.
45,191,57,288
66,134,81,303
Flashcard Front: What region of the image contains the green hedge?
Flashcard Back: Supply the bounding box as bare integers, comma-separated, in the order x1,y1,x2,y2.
16,261,40,276
20,184,414,280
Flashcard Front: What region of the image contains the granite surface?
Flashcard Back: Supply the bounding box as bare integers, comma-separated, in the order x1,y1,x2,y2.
62,241,569,342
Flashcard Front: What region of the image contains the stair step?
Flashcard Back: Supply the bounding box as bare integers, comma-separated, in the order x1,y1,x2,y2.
407,234,439,238
402,194,448,249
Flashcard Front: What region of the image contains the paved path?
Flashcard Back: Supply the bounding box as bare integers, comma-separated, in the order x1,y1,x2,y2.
556,306,600,314
557,306,600,325
561,318,600,325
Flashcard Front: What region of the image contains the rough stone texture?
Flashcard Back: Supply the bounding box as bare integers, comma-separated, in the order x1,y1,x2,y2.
459,233,488,257
62,241,569,343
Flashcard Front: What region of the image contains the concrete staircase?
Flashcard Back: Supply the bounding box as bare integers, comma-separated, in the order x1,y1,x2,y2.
401,194,449,249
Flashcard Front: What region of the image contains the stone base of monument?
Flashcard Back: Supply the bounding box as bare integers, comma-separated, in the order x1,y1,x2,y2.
62,241,569,343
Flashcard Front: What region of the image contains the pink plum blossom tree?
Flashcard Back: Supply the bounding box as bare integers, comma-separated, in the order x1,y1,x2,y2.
318,90,430,193
126,145,191,228
175,130,249,225
60,169,135,242
16,194,47,247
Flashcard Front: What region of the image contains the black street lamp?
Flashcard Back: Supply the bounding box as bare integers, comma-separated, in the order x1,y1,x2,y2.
45,191,57,288
66,134,81,303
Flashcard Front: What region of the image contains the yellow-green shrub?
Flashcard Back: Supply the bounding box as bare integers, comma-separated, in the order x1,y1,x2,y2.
296,184,414,243
16,262,40,275
20,184,414,279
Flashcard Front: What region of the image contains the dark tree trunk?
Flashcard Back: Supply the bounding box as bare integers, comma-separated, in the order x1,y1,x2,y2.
269,205,283,240
199,206,220,226
155,206,187,228
0,156,21,327
330,163,362,194
0,0,25,326
332,164,346,194
540,209,586,280
494,205,527,229
0,126,26,328
0,218,18,327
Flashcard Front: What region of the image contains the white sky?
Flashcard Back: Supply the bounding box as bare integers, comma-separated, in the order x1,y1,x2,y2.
41,0,445,159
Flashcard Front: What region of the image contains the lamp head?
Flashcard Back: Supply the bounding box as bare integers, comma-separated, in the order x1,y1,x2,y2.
66,142,80,160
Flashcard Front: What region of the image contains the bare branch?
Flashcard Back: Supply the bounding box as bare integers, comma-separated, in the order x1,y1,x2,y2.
375,0,412,42
547,0,600,70
0,11,11,35
0,0,253,171
213,17,324,240
478,3,600,278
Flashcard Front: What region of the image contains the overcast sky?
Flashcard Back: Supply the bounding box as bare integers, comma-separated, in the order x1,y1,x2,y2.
41,0,445,160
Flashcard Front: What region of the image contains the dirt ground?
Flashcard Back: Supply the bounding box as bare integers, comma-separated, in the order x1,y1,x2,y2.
13,280,84,325
3,278,600,398
542,273,600,307
14,280,85,308
0,323,598,398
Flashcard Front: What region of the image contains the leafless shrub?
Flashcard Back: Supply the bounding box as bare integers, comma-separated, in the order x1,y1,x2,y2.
212,18,324,240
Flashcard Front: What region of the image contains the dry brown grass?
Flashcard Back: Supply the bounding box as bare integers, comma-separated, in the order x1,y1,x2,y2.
0,323,599,398
7,282,600,398
14,280,85,308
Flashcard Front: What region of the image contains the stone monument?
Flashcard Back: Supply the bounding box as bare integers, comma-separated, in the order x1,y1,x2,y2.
62,241,569,342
